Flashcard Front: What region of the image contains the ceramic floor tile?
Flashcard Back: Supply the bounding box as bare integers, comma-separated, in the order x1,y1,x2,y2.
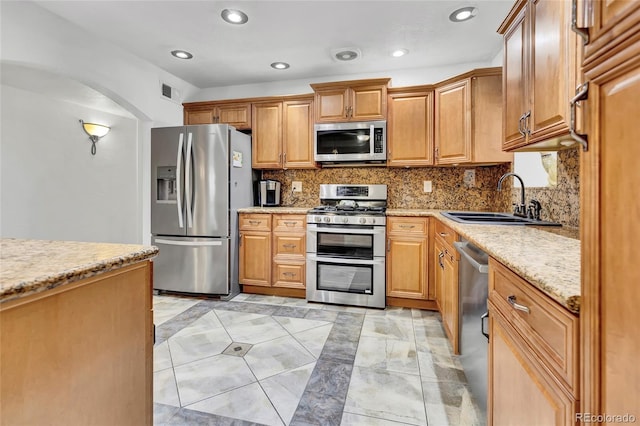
354,336,419,376
260,362,316,425
341,412,414,425
213,309,267,328
304,308,339,322
290,390,345,426
305,359,353,397
153,402,180,424
422,380,483,426
154,341,172,372
173,355,256,406
322,304,369,314
274,316,330,334
186,382,284,426
154,368,180,407
168,323,232,367
244,335,316,380
153,295,201,326
292,323,333,358
344,366,427,426
361,316,414,341
366,307,414,320
224,315,289,345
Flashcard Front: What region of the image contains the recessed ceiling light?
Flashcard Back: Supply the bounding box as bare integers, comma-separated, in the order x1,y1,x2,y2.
171,50,193,60
221,9,248,25
391,49,409,58
271,62,290,70
449,6,478,22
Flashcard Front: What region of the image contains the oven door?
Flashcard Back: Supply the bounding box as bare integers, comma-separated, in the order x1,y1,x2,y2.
306,256,385,308
307,224,386,258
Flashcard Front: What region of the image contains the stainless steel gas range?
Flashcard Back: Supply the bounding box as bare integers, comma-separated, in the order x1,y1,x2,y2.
306,184,387,309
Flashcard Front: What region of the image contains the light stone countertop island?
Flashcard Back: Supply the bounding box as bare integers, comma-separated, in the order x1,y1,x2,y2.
0,238,158,426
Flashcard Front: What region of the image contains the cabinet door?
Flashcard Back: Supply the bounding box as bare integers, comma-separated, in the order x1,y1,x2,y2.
350,84,387,120
315,88,349,122
387,90,434,167
239,231,271,286
272,260,305,289
216,103,251,130
283,99,316,169
489,306,576,426
528,0,575,142
442,250,459,354
185,109,215,125
252,102,283,169
584,0,640,62
435,79,471,164
386,235,428,300
502,6,528,150
581,51,640,418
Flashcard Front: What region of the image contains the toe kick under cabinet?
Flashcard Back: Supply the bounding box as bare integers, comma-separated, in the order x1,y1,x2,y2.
488,258,579,426
239,213,306,298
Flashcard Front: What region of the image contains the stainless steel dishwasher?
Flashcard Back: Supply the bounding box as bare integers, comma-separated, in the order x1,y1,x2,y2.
454,239,489,421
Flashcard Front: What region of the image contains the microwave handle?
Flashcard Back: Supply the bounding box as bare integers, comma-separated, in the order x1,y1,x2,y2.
370,124,375,155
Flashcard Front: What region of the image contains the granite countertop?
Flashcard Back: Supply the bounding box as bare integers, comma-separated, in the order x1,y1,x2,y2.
238,206,311,214
0,238,159,305
386,209,581,314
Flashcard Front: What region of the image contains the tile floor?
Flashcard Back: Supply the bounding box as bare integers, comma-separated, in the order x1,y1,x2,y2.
153,293,484,426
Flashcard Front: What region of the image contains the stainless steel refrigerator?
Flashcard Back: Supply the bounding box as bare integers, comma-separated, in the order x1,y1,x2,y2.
151,124,252,297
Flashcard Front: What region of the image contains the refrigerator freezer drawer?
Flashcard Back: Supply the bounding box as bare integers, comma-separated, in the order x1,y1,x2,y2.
152,236,229,295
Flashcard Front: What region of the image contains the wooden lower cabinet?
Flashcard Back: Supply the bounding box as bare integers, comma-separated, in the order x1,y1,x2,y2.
0,262,153,426
239,213,306,297
433,220,460,353
386,216,436,309
489,302,577,426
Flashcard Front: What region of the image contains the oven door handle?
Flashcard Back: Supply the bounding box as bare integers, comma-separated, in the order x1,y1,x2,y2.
307,226,386,235
306,255,385,265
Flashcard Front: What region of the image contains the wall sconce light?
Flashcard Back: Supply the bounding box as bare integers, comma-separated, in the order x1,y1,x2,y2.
80,120,110,155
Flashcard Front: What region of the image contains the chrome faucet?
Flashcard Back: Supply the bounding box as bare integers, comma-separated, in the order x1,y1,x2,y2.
497,172,527,218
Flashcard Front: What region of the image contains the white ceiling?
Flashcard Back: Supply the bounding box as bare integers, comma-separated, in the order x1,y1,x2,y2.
34,0,513,89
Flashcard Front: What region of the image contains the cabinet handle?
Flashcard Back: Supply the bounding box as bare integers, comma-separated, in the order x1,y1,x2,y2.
283,272,297,277
570,0,589,44
570,82,589,151
438,251,445,269
387,238,391,253
349,106,353,118
507,295,530,314
344,106,349,118
518,113,526,136
438,232,448,237
249,220,262,225
239,233,242,246
481,312,489,341
399,224,415,229
282,243,297,249
523,110,531,135
283,152,287,165
283,221,297,226
435,147,439,160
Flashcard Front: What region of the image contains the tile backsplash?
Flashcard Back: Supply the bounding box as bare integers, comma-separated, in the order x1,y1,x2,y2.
262,164,512,211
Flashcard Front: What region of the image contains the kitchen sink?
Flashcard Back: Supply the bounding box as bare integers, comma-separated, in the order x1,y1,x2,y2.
441,211,561,226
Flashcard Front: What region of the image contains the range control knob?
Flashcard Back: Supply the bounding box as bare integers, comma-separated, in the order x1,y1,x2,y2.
359,217,366,224
370,218,376,225
342,217,349,223
323,216,331,223
315,216,323,223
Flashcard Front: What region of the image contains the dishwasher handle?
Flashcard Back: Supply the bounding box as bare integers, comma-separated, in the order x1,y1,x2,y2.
454,241,489,273
481,311,489,341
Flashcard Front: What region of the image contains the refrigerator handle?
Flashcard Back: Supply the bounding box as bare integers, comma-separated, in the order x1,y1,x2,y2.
176,133,184,228
185,132,194,228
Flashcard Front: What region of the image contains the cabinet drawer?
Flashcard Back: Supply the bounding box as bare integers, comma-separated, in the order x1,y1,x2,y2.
489,258,579,396
387,217,428,235
272,260,305,289
273,215,306,232
273,233,305,257
239,214,271,231
434,220,457,247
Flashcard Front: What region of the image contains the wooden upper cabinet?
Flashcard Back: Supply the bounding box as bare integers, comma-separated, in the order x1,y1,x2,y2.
583,0,640,64
283,98,316,169
252,101,283,169
311,78,390,122
387,87,434,167
183,101,251,129
498,0,578,151
434,68,512,165
252,96,317,170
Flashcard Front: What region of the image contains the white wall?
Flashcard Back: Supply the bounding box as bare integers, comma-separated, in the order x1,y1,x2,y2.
1,85,140,243
191,61,493,101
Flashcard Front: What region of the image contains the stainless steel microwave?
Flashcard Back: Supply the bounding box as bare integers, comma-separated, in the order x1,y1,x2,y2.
314,121,386,163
